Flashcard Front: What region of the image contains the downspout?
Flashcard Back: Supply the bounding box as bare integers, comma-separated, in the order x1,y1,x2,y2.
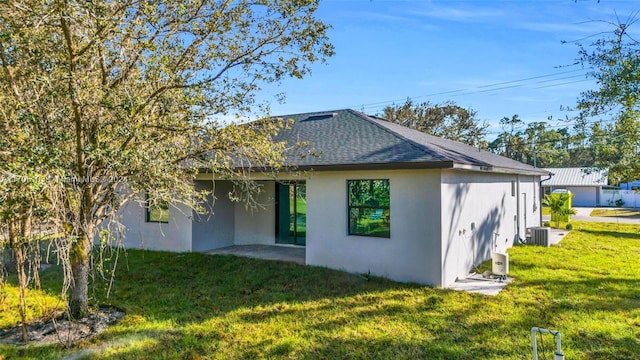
516,175,522,242
539,173,553,226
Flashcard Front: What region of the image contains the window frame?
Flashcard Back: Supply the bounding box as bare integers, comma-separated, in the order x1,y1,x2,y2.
145,194,169,223
347,179,390,238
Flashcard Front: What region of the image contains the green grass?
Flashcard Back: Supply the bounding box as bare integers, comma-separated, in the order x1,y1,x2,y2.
590,208,640,218
1,221,640,359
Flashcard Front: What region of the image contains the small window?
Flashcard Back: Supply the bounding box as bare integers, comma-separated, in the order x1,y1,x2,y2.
146,194,169,223
347,179,390,238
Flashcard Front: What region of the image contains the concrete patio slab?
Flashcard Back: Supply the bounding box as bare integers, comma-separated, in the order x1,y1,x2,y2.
448,273,513,296
449,229,568,296
207,245,305,265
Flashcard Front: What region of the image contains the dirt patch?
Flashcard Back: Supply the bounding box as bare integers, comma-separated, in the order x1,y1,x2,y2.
0,307,124,347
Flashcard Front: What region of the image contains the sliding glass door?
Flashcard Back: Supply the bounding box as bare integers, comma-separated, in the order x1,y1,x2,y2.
276,182,306,245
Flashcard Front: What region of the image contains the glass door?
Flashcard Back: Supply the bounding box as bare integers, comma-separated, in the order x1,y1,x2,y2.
276,181,306,245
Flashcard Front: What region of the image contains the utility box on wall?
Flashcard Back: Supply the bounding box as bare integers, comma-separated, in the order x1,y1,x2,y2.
492,252,509,276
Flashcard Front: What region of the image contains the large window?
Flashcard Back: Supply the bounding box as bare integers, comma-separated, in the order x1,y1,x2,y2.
146,194,169,223
348,179,390,238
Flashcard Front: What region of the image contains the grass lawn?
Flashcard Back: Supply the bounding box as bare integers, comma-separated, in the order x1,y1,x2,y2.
590,208,640,218
1,221,639,359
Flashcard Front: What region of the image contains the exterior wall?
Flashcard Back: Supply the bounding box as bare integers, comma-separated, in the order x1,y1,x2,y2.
567,186,598,207
305,169,442,285
192,180,235,251
234,181,277,245
440,171,541,287
543,185,599,207
117,194,193,252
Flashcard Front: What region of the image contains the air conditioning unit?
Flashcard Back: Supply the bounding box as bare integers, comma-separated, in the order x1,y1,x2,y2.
492,252,509,276
527,227,550,247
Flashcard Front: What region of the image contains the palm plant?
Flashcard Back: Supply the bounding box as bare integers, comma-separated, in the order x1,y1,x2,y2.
543,193,577,229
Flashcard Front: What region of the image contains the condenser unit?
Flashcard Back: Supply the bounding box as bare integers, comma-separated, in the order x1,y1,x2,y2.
527,227,551,247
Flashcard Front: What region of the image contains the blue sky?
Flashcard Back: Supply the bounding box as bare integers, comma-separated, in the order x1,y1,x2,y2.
259,0,640,137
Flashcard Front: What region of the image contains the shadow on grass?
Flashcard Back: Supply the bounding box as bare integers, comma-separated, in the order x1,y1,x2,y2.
6,223,640,360
579,228,640,241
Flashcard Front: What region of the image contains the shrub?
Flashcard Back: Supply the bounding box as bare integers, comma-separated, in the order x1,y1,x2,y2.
543,222,550,227
615,198,625,207
566,223,573,230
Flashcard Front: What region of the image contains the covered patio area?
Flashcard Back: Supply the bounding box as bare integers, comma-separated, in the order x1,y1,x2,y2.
207,245,305,265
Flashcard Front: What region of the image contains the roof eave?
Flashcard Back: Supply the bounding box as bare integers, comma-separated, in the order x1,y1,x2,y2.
452,163,550,176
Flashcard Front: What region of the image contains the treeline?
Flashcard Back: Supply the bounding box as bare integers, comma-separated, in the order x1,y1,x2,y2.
382,100,596,169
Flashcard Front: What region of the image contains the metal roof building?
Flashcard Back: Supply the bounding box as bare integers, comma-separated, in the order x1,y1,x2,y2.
542,167,609,206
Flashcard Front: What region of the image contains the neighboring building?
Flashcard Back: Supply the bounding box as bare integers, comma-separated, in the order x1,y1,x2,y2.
542,167,609,207
117,109,549,287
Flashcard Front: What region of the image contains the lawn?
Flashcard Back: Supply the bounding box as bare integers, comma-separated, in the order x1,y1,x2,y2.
590,208,640,218
1,221,639,359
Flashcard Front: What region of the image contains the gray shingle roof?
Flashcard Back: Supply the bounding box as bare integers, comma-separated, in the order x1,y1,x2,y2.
543,167,609,186
271,109,549,175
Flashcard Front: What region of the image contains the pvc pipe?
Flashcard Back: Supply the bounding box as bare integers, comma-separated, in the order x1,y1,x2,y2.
532,327,564,360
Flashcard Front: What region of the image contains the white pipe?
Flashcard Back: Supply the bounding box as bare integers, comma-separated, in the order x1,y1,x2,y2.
516,175,522,242
532,327,564,360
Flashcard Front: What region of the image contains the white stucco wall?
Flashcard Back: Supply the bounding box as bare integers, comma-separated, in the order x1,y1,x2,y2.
192,180,235,251
117,195,193,252
440,171,541,286
305,169,442,285
234,181,277,245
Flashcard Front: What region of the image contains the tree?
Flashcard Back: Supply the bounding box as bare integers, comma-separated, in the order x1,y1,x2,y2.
574,19,640,183
488,115,592,168
1,0,333,317
0,24,68,340
488,115,527,162
382,99,488,148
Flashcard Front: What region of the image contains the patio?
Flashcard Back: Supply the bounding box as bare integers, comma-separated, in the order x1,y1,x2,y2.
207,245,306,265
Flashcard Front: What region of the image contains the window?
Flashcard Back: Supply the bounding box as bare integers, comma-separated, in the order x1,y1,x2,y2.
146,194,169,223
348,179,390,238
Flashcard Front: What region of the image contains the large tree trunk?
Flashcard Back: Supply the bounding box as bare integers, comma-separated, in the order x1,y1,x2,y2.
15,241,29,343
69,234,91,318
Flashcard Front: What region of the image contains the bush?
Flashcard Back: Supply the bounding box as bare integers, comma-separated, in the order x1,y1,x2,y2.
615,198,625,207
566,223,573,230
543,222,550,227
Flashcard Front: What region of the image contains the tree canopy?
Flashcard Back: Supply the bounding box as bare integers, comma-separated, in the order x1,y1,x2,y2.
1,0,333,318
486,115,592,168
382,99,488,148
574,19,640,183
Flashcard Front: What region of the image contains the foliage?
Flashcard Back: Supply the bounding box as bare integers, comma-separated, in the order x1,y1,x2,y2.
382,99,488,148
565,223,573,230
542,193,576,228
573,19,640,183
0,0,333,317
487,115,592,167
1,221,640,359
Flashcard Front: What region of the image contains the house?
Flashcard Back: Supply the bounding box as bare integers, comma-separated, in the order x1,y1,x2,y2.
117,109,549,287
542,167,609,207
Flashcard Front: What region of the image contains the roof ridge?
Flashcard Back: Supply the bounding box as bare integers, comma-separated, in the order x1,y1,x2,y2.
273,108,349,119
346,109,449,162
